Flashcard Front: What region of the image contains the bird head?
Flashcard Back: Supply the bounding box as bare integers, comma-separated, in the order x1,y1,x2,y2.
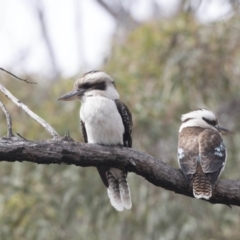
180,108,232,135
58,70,119,102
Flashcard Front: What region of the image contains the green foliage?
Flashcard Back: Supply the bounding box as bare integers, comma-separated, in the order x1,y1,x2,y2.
105,13,240,239
1,13,240,239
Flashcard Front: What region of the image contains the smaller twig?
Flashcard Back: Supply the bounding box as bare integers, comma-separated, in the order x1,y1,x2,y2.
0,83,59,138
0,100,14,137
0,68,37,84
58,130,74,142
16,133,29,141
65,130,70,138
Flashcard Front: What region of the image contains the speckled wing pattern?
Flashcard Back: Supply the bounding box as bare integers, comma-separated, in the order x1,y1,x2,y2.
199,129,226,184
114,99,132,148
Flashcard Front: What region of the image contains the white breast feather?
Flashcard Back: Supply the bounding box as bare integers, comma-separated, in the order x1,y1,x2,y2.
80,96,124,145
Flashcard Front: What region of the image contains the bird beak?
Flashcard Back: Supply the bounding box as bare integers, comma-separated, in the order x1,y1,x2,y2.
216,126,233,135
57,89,85,101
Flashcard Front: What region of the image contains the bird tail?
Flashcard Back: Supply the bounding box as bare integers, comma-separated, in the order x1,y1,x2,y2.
193,165,212,200
106,171,123,211
106,168,132,211
118,172,132,209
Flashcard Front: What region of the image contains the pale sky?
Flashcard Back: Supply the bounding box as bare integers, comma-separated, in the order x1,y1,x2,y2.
0,0,232,79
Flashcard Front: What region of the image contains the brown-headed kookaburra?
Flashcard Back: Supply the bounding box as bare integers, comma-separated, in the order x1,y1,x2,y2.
58,71,132,211
178,109,231,200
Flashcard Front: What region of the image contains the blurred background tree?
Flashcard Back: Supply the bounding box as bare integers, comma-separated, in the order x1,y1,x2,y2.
0,0,240,239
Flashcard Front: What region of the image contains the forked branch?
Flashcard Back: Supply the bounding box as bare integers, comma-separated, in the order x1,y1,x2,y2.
0,83,59,138
0,68,59,137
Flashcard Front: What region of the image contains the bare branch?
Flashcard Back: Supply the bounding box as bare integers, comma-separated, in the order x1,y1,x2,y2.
96,0,118,19
0,83,59,138
0,101,14,137
95,0,139,30
0,138,239,207
34,1,60,80
16,133,29,141
0,68,36,84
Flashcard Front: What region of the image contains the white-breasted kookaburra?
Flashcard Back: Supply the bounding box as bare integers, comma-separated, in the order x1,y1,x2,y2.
178,109,231,200
58,70,132,211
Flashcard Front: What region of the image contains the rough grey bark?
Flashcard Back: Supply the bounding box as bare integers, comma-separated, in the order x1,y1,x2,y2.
0,137,239,207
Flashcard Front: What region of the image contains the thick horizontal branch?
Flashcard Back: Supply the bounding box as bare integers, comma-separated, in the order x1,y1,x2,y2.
0,137,239,207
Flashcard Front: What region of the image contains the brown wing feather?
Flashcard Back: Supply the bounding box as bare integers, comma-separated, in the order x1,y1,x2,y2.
199,129,226,184
178,153,198,183
97,166,109,187
81,120,88,143
114,99,132,147
178,127,204,183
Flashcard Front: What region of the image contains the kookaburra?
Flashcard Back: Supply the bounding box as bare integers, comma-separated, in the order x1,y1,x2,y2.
58,70,132,211
178,109,231,200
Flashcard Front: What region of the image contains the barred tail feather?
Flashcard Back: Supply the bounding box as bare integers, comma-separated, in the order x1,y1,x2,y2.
193,172,212,200
106,171,123,211
119,175,132,209
107,168,132,211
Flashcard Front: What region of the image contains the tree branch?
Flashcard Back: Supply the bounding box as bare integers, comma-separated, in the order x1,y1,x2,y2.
0,68,36,84
33,1,60,80
0,101,14,137
95,0,139,30
0,83,59,138
0,137,239,207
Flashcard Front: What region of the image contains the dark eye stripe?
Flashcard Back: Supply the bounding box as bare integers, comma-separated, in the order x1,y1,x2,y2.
80,81,106,91
202,117,217,126
92,82,106,90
